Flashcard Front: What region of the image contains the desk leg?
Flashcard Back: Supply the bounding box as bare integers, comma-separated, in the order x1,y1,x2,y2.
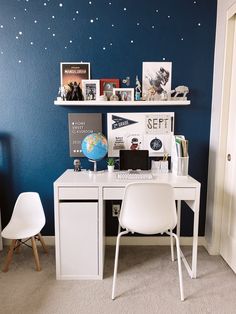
191,185,201,279
177,200,181,239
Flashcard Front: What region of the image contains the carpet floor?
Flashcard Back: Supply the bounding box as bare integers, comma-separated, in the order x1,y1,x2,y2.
0,245,236,314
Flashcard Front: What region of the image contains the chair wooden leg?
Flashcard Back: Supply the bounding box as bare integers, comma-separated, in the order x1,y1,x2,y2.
3,239,17,272
15,240,21,253
38,233,48,254
31,236,41,271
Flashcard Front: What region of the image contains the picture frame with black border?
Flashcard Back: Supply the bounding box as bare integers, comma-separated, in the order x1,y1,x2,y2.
82,79,100,101
113,88,134,101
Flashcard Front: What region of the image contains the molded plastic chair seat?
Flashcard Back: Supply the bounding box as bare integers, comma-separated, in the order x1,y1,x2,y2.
1,192,48,272
111,183,184,301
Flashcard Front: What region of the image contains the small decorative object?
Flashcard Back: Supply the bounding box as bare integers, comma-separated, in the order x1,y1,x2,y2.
122,76,130,86
73,159,81,171
110,94,119,101
100,79,120,100
57,86,63,100
107,157,115,172
99,94,107,101
147,86,156,101
171,85,189,99
135,75,142,101
113,88,134,101
160,90,168,100
82,80,100,101
130,137,140,150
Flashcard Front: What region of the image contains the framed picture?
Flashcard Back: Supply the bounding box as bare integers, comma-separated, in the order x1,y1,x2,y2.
60,62,90,87
142,62,172,98
113,88,134,101
100,78,120,100
82,80,100,101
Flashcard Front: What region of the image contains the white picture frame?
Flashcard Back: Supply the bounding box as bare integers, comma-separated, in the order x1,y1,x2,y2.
142,62,172,98
82,80,100,101
113,88,134,101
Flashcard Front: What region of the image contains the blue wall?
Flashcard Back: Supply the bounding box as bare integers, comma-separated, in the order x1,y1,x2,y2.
0,0,216,236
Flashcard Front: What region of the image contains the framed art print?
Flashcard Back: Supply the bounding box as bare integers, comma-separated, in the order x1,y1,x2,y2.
142,62,172,97
100,78,120,100
82,79,100,101
60,62,90,87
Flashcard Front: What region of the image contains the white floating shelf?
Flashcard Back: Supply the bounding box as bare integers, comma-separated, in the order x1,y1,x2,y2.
54,100,190,106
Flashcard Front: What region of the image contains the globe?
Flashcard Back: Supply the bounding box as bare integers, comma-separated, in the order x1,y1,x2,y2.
81,133,108,171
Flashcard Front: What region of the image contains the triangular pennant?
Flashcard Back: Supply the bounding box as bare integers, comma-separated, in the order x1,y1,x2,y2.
112,115,137,130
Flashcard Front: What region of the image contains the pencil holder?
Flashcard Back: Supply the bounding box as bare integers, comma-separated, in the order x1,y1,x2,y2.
151,160,168,173
159,161,168,173
177,157,189,176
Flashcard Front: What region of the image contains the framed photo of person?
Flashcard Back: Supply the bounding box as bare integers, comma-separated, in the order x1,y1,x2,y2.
113,88,134,101
100,78,120,100
82,80,100,101
142,62,172,98
60,62,90,87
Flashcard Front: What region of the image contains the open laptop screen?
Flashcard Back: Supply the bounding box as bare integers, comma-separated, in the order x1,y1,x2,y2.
119,150,149,170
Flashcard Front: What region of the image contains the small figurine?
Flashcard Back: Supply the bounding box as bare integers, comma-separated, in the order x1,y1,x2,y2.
57,86,66,100
171,85,189,99
147,86,156,101
160,90,168,100
135,75,142,101
110,94,119,101
73,159,81,172
122,76,130,86
130,137,140,150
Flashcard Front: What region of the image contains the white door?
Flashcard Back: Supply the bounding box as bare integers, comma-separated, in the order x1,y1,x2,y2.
220,13,236,273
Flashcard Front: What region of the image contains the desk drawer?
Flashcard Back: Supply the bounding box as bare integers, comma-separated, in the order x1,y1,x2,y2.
174,188,196,200
103,188,125,200
59,187,98,200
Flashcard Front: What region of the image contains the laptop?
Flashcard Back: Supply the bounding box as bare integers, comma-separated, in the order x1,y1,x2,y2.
119,150,150,171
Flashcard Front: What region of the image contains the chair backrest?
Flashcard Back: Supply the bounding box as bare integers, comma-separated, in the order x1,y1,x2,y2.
11,192,45,229
119,183,177,234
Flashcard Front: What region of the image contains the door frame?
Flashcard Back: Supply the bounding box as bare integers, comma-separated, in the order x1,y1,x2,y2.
205,1,236,254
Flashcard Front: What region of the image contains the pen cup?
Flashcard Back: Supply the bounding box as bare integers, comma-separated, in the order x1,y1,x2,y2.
160,160,168,173
177,157,189,176
151,160,168,173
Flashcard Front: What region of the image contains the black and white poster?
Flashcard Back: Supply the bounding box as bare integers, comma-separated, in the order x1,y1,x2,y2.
68,113,102,157
107,112,174,157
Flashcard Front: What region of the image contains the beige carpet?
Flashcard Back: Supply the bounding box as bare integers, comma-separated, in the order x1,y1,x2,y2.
0,245,236,314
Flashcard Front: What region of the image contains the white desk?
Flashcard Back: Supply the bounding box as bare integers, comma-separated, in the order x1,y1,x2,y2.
54,170,201,280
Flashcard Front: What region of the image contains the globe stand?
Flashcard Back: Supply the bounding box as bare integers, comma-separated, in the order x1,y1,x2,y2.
89,159,97,172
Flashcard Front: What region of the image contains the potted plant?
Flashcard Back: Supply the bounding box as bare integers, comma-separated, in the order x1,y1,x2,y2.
107,157,115,172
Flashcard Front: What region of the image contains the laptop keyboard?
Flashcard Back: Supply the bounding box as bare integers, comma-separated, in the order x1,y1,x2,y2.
116,170,153,180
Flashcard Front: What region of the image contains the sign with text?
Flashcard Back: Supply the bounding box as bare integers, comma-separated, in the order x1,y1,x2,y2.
107,112,174,157
68,113,102,157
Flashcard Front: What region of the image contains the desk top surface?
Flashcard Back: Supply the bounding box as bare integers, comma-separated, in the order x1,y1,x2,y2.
54,169,200,188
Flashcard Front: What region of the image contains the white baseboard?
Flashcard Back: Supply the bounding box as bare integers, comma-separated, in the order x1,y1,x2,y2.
2,236,206,247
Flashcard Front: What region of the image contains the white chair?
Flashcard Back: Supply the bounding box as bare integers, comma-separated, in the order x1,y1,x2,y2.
111,183,184,301
1,192,48,272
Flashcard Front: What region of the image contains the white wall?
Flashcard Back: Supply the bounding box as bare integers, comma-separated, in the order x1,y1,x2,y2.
206,0,236,254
